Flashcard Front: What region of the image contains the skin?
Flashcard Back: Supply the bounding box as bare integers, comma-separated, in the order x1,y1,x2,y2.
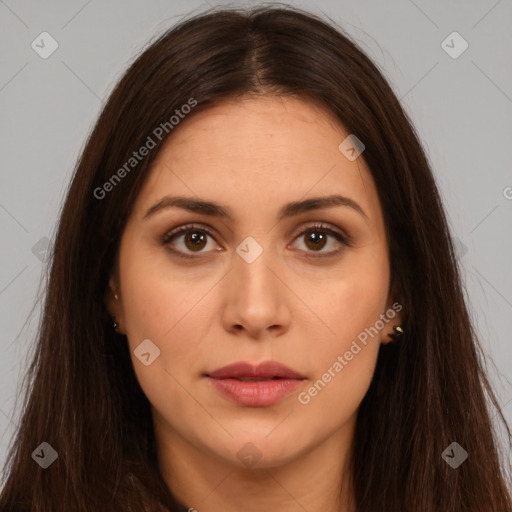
105,95,403,512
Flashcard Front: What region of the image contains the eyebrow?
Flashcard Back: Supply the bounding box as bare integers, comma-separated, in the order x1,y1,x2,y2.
143,194,369,223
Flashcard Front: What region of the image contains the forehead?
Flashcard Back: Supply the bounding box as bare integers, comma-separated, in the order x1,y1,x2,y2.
132,96,381,226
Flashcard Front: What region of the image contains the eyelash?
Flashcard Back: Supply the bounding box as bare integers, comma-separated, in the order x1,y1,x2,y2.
160,222,352,260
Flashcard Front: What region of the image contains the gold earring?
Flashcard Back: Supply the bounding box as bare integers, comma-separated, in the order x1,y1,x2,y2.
112,317,122,334
114,293,119,301
388,325,404,342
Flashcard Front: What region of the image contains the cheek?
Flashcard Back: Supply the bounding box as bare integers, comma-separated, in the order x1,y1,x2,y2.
119,241,205,342
119,261,213,422
295,251,389,414
306,250,390,350
119,250,220,393
295,292,386,438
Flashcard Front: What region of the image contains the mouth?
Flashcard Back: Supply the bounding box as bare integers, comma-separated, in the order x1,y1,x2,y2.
205,360,306,407
206,360,306,380
230,376,286,381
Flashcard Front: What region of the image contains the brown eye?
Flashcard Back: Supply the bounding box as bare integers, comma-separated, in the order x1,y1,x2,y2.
161,224,219,259
290,223,349,258
303,230,328,251
161,222,350,261
183,231,208,252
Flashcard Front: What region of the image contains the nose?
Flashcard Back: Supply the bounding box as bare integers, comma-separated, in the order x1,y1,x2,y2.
220,243,291,340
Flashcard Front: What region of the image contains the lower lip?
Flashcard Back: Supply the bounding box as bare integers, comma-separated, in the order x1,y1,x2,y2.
207,377,304,407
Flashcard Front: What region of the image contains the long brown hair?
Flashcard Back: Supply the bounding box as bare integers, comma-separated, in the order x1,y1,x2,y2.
1,5,510,511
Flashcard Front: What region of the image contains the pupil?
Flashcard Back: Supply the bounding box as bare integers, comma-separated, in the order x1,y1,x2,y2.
306,231,326,251
186,231,206,250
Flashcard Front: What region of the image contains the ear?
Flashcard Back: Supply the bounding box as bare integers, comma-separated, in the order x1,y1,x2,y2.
381,298,404,345
104,274,126,335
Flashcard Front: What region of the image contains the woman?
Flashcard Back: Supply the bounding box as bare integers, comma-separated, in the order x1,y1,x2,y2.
0,5,510,512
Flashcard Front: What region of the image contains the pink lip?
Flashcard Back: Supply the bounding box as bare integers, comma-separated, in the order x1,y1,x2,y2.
205,361,306,407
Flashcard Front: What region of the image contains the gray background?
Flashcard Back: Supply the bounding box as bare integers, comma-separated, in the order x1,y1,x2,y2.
1,0,511,477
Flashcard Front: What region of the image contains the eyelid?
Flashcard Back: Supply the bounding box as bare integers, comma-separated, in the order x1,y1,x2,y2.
161,221,351,259
161,223,217,243
288,222,352,258
160,223,219,260
290,222,350,245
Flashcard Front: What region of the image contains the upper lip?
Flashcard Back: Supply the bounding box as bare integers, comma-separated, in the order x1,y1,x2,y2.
207,361,306,380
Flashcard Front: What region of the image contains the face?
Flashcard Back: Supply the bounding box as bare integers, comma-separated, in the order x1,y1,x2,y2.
106,95,402,471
